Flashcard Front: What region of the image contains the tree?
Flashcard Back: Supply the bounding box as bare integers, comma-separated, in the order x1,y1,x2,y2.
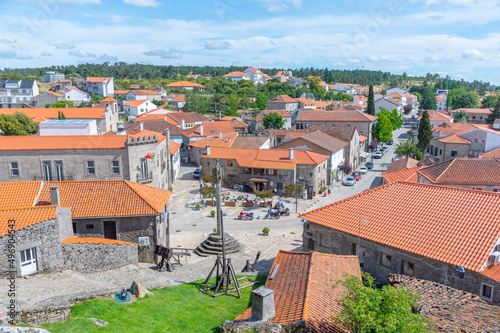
338,160,352,175
372,112,393,143
389,108,403,130
255,94,267,109
417,110,433,153
255,190,273,203
486,96,500,124
334,272,429,333
366,85,375,115
395,139,422,160
0,112,38,136
58,111,66,120
420,85,437,110
482,95,498,109
447,87,479,109
52,100,74,108
454,110,468,123
284,183,302,197
262,112,284,129
152,99,165,106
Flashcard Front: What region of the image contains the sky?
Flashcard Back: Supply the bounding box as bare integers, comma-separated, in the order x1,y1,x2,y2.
0,0,499,84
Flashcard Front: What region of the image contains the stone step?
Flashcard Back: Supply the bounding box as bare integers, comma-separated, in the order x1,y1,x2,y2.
194,245,241,257
198,241,240,252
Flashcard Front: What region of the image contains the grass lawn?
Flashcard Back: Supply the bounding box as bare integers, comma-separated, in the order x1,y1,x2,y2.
39,275,266,333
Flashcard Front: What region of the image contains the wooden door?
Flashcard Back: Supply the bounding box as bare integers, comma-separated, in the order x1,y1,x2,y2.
103,221,117,239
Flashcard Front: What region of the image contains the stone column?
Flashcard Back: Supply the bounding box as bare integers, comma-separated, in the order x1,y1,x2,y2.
212,160,223,235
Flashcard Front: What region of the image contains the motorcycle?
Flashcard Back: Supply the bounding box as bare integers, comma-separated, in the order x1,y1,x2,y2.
264,208,280,219
279,207,291,216
237,211,254,220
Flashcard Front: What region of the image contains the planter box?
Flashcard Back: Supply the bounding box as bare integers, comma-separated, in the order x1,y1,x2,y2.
263,232,269,236
224,201,236,207
242,202,254,208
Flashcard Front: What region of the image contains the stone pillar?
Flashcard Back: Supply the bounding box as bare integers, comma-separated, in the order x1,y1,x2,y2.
250,286,275,322
212,160,223,235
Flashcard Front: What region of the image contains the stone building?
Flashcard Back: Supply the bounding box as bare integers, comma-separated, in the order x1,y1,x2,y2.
0,130,171,190
451,108,492,124
300,181,500,303
0,180,172,264
200,146,328,197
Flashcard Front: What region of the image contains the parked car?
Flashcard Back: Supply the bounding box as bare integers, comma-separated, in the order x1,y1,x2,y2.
381,146,389,154
192,168,201,179
343,176,356,186
387,140,394,145
366,161,374,169
358,166,368,174
351,172,361,181
372,151,383,159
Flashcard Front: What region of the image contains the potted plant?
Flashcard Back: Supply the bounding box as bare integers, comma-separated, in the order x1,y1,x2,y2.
210,210,216,217
195,203,201,210
213,227,217,234
262,227,270,236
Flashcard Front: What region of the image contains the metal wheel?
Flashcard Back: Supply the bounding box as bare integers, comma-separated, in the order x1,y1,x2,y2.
238,216,242,220
249,216,253,220
264,214,269,219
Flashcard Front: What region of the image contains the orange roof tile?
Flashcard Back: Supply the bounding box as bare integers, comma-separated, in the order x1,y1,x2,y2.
0,108,107,120
418,110,452,122
480,264,500,283
382,166,423,183
437,134,471,144
452,108,492,114
101,97,117,102
300,182,500,272
189,132,238,148
267,95,299,104
127,130,167,145
169,95,186,102
129,90,160,96
0,135,128,151
166,111,196,124
62,237,137,246
296,109,377,122
86,77,111,83
482,147,500,159
0,181,171,218
223,71,249,77
315,101,333,109
298,98,316,104
386,157,420,173
436,96,445,102
0,206,58,237
182,121,235,137
135,113,179,125
124,100,150,107
114,90,130,95
235,250,360,332
417,158,500,185
359,135,367,142
47,91,63,97
170,141,181,155
165,81,205,88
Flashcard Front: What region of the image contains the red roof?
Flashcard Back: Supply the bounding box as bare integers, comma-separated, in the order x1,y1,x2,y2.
300,181,500,272
0,135,128,151
124,100,150,107
382,166,423,183
170,141,181,155
182,121,235,138
0,108,107,120
386,157,420,173
63,237,137,246
267,95,299,104
417,158,500,185
224,71,249,77
256,109,292,122
165,81,205,88
296,109,377,122
0,206,58,237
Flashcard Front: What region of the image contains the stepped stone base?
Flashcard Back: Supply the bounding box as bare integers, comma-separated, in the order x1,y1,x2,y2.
195,233,242,257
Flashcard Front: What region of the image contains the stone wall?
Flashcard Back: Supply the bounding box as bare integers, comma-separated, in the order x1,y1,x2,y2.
304,221,500,303
62,242,138,272
0,207,72,276
73,216,160,264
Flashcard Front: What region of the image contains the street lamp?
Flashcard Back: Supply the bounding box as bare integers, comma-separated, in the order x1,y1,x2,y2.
358,218,369,266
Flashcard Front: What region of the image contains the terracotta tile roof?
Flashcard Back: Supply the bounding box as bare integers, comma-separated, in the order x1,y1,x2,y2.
124,100,149,107
359,135,367,142
166,112,195,124
417,158,500,185
386,157,420,173
0,108,107,120
382,166,423,183
0,206,58,237
229,118,248,128
256,109,292,122
86,77,111,83
300,181,500,272
230,136,269,149
436,96,445,102
101,97,117,102
298,98,315,104
124,119,181,135
432,122,476,135
295,131,348,153
182,121,235,138
308,125,357,142
315,101,333,109
452,108,492,114
189,132,238,148
0,135,128,151
32,115,49,123
129,90,160,96
389,273,500,332
203,147,328,169
170,141,181,155
223,71,249,77
127,129,167,145
185,112,213,122
47,91,63,97
418,110,452,122
114,90,130,95
296,109,377,122
267,95,299,104
0,181,43,209
437,134,471,144
165,81,205,88
62,237,137,246
235,251,360,332
135,113,179,125
482,147,500,159
284,131,308,140
169,95,186,102
267,129,306,137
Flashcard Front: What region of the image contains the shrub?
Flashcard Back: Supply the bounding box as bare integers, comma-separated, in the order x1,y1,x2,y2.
284,183,303,197
195,203,201,209
210,210,216,216
168,185,173,192
319,186,327,194
255,190,273,201
262,227,270,234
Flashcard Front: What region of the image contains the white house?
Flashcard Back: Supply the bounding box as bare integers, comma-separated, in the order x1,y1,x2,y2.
123,100,156,116
0,79,39,107
223,71,251,82
374,97,403,115
39,119,98,136
387,87,407,95
436,96,446,110
244,67,266,84
126,90,161,102
83,77,114,97
405,93,418,109
62,86,90,106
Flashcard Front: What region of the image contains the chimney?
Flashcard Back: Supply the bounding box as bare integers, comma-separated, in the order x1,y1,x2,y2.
200,124,204,136
218,132,222,138
289,148,294,160
228,136,231,142
218,111,222,120
140,121,144,131
250,286,275,322
181,119,185,129
206,145,211,156
49,186,60,206
339,100,342,108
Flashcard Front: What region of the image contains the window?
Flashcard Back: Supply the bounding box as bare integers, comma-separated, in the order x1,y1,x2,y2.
72,223,77,234
298,168,304,179
86,160,95,175
480,283,493,301
42,161,52,181
380,252,392,267
320,233,329,247
494,189,500,193
19,247,37,276
140,158,148,179
86,224,94,230
439,149,442,155
55,161,64,181
351,243,357,255
111,160,120,175
402,260,415,276
227,160,233,167
268,169,276,176
472,188,483,191
451,151,457,157
284,171,288,176
9,161,19,177
474,138,478,143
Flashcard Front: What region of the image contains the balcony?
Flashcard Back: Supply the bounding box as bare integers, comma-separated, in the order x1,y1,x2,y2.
137,171,153,183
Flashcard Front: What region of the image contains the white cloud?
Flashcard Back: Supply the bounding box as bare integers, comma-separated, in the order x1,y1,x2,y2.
0,51,33,60
68,49,96,57
99,54,118,62
40,51,52,56
46,39,75,50
0,39,17,44
254,0,302,12
143,48,183,59
123,0,160,7
202,41,232,50
462,48,486,60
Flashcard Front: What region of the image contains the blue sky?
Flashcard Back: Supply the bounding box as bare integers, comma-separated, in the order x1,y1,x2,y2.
0,0,499,84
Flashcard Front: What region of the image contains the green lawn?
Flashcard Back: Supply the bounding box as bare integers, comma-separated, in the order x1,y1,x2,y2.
39,275,266,333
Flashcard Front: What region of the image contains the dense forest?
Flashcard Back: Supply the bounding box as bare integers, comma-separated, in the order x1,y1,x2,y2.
0,62,495,92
